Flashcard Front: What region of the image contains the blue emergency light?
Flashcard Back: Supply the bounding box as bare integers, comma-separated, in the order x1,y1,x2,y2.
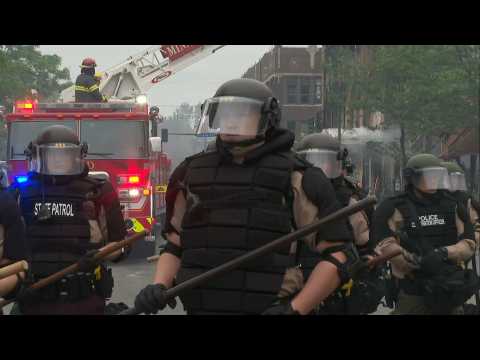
15,175,28,184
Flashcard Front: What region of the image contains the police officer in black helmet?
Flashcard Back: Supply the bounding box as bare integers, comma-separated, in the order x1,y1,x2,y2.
372,154,478,314
295,132,383,315
134,79,357,315
9,125,128,314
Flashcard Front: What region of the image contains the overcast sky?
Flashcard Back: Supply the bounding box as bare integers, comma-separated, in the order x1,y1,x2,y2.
39,45,279,116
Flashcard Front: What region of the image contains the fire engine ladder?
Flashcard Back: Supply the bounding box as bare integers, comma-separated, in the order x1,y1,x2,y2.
61,45,225,102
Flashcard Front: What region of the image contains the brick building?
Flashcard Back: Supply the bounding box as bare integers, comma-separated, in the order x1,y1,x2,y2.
242,45,324,137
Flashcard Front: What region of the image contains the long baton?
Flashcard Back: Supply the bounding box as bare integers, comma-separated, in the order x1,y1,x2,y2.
121,197,377,315
0,231,147,308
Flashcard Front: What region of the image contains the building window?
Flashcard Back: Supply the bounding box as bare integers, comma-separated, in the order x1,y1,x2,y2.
300,82,311,104
315,80,322,103
287,77,299,104
285,76,323,105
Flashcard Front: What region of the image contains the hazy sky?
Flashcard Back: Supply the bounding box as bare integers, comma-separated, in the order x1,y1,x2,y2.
40,45,276,116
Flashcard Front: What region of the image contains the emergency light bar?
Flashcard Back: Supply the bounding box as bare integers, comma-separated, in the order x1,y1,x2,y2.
15,175,28,184
14,100,37,113
31,102,147,113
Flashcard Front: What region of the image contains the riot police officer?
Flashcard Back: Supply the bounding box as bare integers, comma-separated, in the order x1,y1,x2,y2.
295,133,382,314
373,154,478,314
134,78,357,315
10,125,128,314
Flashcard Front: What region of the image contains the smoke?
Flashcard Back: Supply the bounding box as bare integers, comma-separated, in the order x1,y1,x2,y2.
322,126,402,198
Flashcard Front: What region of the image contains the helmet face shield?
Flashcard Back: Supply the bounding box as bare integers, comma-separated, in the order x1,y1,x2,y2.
196,97,266,137
449,172,467,192
30,143,84,176
299,149,343,179
412,166,451,191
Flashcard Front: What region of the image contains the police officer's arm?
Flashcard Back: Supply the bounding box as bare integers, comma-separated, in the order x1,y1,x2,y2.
95,181,128,261
347,197,370,247
0,273,25,298
372,200,419,278
468,198,480,246
289,168,351,314
443,204,476,262
0,191,29,263
0,191,28,297
153,161,188,287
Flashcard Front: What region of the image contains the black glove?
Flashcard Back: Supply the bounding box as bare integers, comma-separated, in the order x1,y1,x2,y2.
77,249,100,273
262,302,300,315
10,275,40,305
134,284,177,315
421,248,448,275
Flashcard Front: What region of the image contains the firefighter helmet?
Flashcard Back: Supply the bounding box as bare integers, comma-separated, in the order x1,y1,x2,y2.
80,58,97,69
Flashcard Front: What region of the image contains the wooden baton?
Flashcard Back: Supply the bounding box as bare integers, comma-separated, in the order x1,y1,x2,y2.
0,231,147,308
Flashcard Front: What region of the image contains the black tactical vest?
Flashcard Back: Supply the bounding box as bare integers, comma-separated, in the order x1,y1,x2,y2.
176,150,299,315
394,191,458,255
17,175,102,278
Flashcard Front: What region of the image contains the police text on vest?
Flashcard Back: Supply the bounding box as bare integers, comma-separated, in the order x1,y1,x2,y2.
418,214,445,227
34,202,75,217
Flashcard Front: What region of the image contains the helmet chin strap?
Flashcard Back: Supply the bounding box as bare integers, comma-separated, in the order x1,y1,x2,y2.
414,187,442,201
220,134,266,150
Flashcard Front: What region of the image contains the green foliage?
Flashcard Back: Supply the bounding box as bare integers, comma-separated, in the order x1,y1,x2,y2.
0,45,72,159
0,45,72,107
360,45,478,135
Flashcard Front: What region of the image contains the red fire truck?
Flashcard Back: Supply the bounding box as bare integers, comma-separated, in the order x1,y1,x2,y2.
5,99,171,255
5,45,225,256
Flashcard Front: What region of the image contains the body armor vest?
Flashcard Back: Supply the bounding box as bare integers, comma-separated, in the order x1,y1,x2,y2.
177,150,299,314
394,191,458,255
17,175,102,278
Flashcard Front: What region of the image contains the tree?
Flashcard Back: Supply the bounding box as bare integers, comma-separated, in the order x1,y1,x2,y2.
358,45,478,165
0,45,72,106
0,45,72,160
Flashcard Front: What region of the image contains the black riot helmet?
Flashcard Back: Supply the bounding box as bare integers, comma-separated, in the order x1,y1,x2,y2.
295,133,348,179
403,153,451,192
196,79,281,147
25,125,88,176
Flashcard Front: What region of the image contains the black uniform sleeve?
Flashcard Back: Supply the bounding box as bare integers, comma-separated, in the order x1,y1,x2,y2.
162,160,188,237
371,198,397,246
301,167,352,243
0,190,29,261
97,181,127,242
